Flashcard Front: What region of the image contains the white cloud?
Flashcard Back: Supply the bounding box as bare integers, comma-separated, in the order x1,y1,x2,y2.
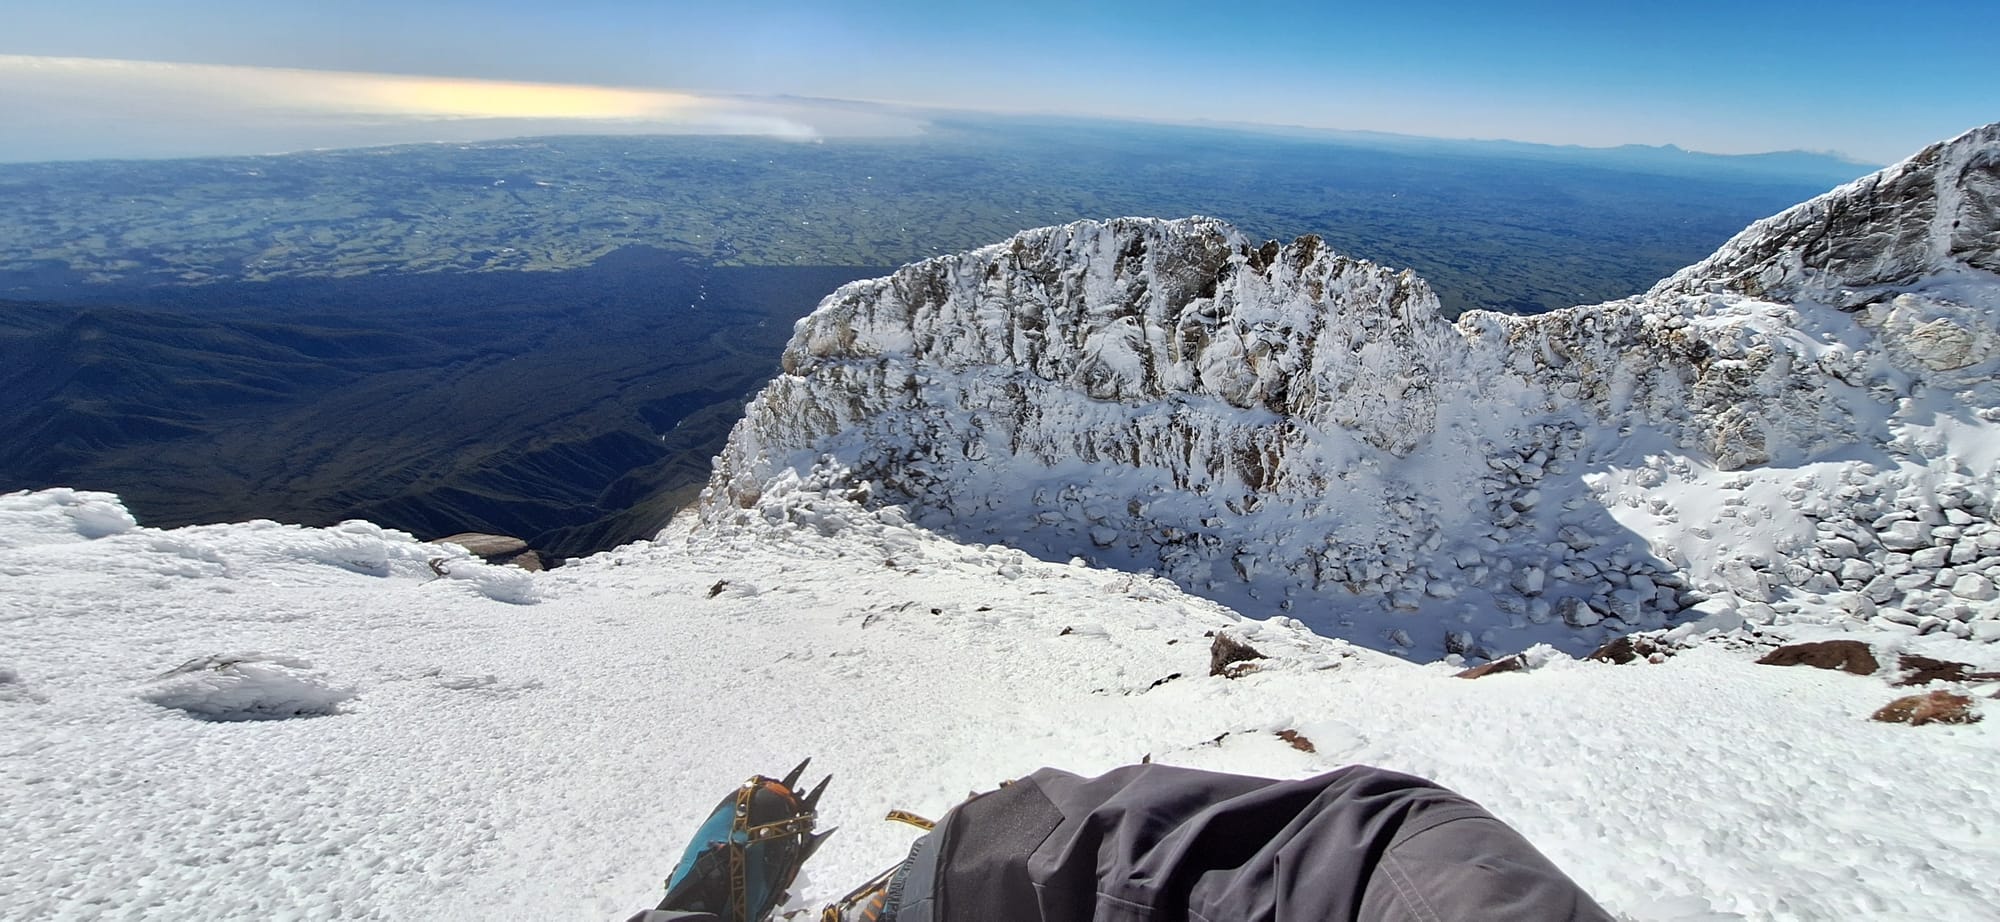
0,55,924,161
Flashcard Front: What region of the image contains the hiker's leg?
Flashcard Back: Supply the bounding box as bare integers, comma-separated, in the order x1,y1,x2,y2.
914,763,1612,922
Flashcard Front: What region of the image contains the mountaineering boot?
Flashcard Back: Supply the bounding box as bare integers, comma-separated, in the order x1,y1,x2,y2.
657,760,834,922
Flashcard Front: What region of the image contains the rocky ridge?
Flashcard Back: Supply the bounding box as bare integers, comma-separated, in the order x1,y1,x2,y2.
698,124,2000,660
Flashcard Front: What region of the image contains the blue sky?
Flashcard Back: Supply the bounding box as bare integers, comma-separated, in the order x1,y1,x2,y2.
6,0,1996,162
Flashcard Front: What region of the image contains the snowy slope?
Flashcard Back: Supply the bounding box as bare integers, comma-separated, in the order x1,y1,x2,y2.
703,123,2000,662
8,124,2000,921
3,488,1997,920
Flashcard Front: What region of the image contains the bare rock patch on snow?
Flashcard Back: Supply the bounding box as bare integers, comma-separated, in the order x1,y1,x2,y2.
1892,653,1997,687
1586,634,1678,665
1871,689,1982,726
1208,631,1266,677
434,532,547,571
1756,640,1880,675
0,665,47,704
1454,654,1527,678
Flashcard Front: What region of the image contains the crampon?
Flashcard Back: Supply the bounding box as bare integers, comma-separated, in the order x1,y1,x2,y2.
657,760,833,922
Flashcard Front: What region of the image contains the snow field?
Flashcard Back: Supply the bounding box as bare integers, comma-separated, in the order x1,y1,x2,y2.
11,124,2000,922
4,490,1996,920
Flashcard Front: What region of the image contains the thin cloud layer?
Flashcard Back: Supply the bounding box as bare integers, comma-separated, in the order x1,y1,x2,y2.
0,55,923,161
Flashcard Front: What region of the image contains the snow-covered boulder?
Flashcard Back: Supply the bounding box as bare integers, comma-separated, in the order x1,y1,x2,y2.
0,488,138,547
139,653,357,721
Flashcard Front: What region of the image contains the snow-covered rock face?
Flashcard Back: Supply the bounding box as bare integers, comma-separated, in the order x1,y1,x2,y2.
771,221,1466,457
1652,123,2000,306
700,124,2000,660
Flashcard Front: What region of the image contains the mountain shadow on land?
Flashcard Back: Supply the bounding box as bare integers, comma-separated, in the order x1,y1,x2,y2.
0,248,888,561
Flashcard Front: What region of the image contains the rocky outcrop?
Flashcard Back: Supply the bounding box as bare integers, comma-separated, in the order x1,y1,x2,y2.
1209,632,1267,677
435,533,546,571
701,217,1686,656
697,124,2000,659
1652,123,2000,305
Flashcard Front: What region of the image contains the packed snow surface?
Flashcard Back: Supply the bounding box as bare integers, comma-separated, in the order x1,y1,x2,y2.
8,124,2000,920
3,489,1996,920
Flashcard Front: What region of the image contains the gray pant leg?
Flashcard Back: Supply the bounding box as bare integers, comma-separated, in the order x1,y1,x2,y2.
1358,802,1613,922
920,763,1612,922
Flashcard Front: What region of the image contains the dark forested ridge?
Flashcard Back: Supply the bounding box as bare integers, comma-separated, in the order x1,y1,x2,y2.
0,251,884,559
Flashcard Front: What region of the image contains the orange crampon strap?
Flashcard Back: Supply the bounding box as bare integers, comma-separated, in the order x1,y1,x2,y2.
818,807,934,921
819,864,896,922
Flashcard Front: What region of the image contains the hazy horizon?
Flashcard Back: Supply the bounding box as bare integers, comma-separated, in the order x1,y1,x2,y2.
7,0,1998,165
0,55,1924,172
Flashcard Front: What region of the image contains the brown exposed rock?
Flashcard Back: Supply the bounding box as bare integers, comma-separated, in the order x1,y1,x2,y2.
1209,632,1266,677
1756,640,1878,675
1277,729,1316,753
437,532,523,556
1872,690,1981,726
1893,654,1974,687
436,532,545,571
1588,635,1675,665
1455,655,1527,679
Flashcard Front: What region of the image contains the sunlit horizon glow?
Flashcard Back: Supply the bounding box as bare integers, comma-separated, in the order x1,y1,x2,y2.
6,55,750,123
357,81,679,121
0,54,959,160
